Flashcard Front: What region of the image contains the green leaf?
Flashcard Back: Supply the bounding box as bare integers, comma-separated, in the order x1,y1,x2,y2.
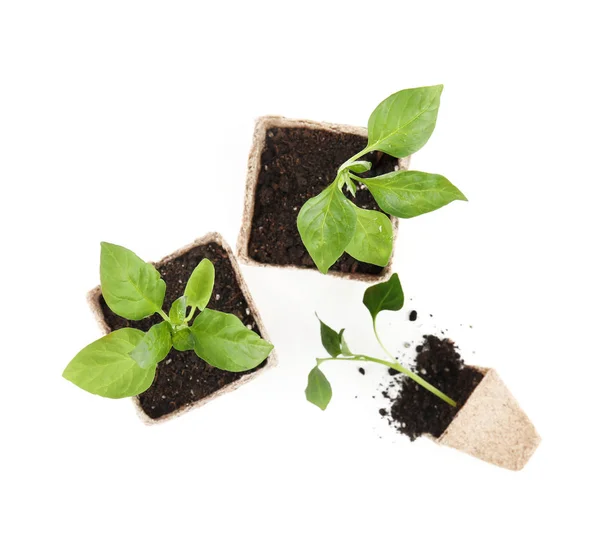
337,170,357,197
345,177,357,197
345,160,372,174
305,366,332,411
367,85,443,158
129,321,172,368
184,259,215,311
317,315,342,357
363,273,404,321
337,169,356,197
339,329,352,356
100,242,166,320
363,170,467,218
172,327,196,352
297,183,357,274
169,296,188,325
63,328,156,398
190,309,273,372
344,204,393,267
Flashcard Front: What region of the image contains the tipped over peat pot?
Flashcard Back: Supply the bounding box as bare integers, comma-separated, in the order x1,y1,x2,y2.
88,233,277,424
237,116,411,281
435,366,540,470
384,336,540,470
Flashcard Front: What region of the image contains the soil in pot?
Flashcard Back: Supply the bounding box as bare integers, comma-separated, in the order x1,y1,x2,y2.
248,126,399,275
381,335,484,440
99,242,266,420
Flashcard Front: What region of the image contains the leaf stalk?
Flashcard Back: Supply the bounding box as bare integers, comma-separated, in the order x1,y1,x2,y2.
316,354,457,407
338,147,372,173
157,308,171,323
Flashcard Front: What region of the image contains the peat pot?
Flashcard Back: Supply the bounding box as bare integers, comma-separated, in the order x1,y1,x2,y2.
435,366,541,471
88,232,277,424
237,116,410,282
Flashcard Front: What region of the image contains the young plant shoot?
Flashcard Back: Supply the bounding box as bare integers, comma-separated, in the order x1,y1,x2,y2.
63,243,273,398
305,273,456,410
297,85,467,274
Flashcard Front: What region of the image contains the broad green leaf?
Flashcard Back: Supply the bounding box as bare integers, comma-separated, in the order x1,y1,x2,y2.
169,296,188,325
339,329,352,356
190,309,273,372
184,259,215,311
363,273,404,321
344,204,393,267
63,328,156,398
172,327,195,352
297,183,357,274
363,170,467,218
345,160,372,174
305,366,332,411
367,85,443,158
317,315,342,358
100,242,166,320
129,321,172,368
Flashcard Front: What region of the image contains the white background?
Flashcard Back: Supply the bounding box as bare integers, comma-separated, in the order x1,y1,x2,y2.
1,1,599,539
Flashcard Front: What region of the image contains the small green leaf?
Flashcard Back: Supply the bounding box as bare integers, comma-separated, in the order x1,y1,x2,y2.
338,169,356,197
317,315,342,357
344,204,393,267
100,243,166,320
184,259,215,311
63,328,156,398
363,170,467,218
337,170,357,197
367,85,443,158
305,366,332,411
339,329,352,356
169,296,188,325
345,161,372,174
363,273,404,321
190,309,273,372
172,327,195,352
345,177,357,197
337,169,350,189
297,183,357,274
129,321,172,368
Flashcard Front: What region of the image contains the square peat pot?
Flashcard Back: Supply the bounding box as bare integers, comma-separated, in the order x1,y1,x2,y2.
435,367,541,471
237,116,411,282
88,232,277,424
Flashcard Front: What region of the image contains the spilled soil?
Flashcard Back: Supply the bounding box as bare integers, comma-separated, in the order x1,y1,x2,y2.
380,335,484,440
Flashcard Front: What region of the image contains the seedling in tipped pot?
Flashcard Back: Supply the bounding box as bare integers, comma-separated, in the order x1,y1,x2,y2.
297,85,466,274
63,243,273,398
305,273,456,410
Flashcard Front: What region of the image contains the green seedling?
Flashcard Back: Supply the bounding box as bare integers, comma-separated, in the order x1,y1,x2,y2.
63,243,273,398
297,85,467,274
305,273,456,410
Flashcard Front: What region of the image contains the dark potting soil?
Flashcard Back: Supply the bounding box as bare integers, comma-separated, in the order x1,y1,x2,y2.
248,126,399,275
99,242,266,420
381,335,484,440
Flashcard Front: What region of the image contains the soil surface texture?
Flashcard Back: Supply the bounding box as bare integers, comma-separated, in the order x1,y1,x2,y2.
248,126,399,275
381,335,484,440
99,242,266,420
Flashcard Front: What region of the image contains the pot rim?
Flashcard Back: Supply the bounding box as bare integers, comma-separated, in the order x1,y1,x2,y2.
435,364,489,442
